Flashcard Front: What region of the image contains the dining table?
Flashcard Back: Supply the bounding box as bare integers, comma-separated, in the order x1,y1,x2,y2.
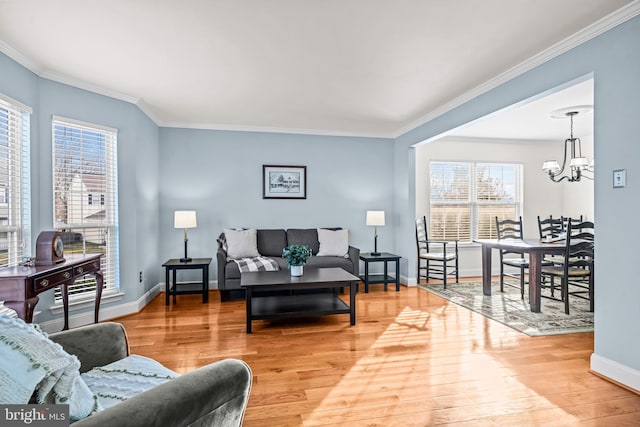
474,238,567,312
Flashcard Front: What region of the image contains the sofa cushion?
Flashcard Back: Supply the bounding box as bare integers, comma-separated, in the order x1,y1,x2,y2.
286,229,319,254
305,256,355,273
317,228,349,257
224,228,260,258
257,229,287,257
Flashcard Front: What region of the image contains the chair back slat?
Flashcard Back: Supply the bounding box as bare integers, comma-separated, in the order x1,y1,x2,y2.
538,215,563,238
416,216,429,253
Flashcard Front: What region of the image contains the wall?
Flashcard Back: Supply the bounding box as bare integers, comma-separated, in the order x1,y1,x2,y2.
0,51,161,327
414,138,578,277
158,128,395,282
395,14,640,390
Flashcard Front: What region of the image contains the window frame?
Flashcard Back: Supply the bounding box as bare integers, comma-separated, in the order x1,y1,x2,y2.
429,160,523,243
51,116,119,302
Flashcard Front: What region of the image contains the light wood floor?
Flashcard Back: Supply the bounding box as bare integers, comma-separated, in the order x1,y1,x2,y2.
114,281,640,426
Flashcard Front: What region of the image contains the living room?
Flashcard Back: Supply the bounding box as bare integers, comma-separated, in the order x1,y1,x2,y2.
1,1,640,425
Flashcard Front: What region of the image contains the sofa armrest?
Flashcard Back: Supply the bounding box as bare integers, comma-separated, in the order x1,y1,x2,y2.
73,359,252,427
48,322,129,373
217,248,228,290
348,245,360,276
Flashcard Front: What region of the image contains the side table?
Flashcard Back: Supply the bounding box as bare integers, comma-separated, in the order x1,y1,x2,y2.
359,252,402,292
162,258,212,305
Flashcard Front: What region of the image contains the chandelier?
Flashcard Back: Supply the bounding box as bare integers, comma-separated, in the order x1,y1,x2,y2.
542,106,594,182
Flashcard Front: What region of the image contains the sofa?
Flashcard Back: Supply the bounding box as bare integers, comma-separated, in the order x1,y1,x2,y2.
43,322,252,427
217,228,360,301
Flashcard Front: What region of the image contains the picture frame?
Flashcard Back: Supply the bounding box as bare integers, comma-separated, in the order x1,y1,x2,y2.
263,165,307,199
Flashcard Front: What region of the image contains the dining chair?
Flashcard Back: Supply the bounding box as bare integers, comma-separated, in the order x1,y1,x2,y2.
495,216,528,299
541,220,594,314
538,215,564,239
415,216,459,289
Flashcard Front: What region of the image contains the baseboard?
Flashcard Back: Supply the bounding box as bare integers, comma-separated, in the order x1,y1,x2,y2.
40,283,164,333
590,353,640,393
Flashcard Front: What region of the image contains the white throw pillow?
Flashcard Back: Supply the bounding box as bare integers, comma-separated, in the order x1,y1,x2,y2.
224,228,260,259
317,228,349,257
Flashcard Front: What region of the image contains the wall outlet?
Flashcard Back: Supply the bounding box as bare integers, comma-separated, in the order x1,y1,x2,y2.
139,271,143,283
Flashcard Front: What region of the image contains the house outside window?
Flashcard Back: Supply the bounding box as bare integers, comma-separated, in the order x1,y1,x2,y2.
52,117,119,300
0,93,31,267
429,161,522,242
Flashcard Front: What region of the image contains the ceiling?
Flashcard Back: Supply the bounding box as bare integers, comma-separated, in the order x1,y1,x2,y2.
0,0,635,138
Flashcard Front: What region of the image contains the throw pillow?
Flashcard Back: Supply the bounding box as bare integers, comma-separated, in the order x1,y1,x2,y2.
81,355,180,410
0,316,101,421
317,228,349,257
224,228,260,259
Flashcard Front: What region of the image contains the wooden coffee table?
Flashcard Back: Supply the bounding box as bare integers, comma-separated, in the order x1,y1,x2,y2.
240,267,359,333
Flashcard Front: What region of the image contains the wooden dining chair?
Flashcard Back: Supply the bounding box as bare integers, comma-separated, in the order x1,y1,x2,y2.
538,215,564,239
495,216,528,298
541,220,594,314
415,216,459,289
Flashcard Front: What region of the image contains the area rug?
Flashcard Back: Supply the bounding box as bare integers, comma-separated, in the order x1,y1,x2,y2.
418,281,594,336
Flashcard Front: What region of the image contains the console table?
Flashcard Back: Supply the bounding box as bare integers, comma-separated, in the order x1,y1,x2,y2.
0,253,103,330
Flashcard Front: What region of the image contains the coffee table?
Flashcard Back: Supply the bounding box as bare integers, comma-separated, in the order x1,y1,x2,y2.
240,267,359,333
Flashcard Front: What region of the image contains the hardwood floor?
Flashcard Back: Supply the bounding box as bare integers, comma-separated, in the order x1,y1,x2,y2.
114,282,640,426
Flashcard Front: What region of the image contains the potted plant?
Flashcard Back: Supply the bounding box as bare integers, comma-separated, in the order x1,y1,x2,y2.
282,244,312,276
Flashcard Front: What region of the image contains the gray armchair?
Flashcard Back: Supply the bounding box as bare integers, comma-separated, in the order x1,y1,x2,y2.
49,322,252,427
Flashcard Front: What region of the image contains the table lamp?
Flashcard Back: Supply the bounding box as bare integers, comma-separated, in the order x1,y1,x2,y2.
174,210,197,262
366,210,385,256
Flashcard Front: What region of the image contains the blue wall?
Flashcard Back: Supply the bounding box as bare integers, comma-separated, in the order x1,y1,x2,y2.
158,128,395,278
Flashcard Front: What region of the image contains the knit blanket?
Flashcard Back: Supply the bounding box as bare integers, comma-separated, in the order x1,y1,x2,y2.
0,315,100,420
232,256,280,272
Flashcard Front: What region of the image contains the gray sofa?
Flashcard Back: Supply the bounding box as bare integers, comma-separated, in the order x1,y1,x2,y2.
217,228,360,301
49,322,252,427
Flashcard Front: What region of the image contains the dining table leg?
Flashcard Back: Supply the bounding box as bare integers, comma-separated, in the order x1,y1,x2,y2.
528,251,543,312
481,244,492,296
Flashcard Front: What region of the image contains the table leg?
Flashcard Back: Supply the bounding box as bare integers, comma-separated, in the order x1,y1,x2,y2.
61,284,69,331
202,265,208,303
165,267,170,306
383,261,388,291
528,252,543,313
246,287,253,333
350,281,356,325
481,244,492,296
364,261,369,293
94,271,103,323
395,259,400,291
172,269,177,304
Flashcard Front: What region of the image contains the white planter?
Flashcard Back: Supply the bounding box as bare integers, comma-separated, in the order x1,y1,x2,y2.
290,265,303,276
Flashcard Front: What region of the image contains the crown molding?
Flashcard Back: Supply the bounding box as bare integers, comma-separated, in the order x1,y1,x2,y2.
0,39,43,75
392,0,640,139
159,120,394,139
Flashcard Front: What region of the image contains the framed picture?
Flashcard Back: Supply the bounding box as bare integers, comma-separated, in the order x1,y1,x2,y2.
263,165,307,199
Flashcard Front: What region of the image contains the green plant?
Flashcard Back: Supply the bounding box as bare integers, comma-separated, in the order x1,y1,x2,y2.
282,244,312,266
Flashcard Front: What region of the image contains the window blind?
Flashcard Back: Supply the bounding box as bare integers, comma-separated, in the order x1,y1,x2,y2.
0,94,31,267
52,117,119,300
430,161,521,242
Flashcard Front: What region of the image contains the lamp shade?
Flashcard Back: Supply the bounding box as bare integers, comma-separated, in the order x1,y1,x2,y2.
569,157,589,168
542,160,560,172
174,210,197,228
366,210,385,226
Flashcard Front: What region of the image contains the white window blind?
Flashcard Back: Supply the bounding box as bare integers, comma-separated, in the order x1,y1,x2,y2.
0,94,31,267
52,117,119,300
430,161,522,242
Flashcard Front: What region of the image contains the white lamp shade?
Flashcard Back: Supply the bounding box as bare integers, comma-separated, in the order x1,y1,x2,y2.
174,210,197,228
542,160,560,172
366,210,385,226
570,157,589,168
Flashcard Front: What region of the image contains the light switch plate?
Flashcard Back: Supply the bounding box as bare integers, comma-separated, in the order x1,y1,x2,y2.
613,169,626,188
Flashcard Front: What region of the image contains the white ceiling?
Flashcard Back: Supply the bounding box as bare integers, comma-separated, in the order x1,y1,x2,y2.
0,0,635,138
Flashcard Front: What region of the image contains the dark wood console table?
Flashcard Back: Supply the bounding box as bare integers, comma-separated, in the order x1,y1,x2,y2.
0,253,103,330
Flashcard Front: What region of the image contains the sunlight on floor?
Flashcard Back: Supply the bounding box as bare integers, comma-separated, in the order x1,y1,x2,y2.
302,305,580,426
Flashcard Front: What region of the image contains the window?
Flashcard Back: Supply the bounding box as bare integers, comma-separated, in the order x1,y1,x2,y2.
430,161,522,242
0,93,31,267
52,117,119,300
